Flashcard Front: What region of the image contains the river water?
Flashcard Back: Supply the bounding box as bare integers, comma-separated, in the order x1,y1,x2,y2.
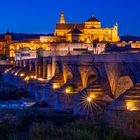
0,80,36,109
0,99,36,109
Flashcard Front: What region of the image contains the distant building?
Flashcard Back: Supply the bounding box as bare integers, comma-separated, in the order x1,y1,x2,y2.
116,41,140,48
15,48,37,61
8,12,140,61
0,39,6,55
41,12,120,43
0,32,12,55
14,43,106,60
5,32,12,42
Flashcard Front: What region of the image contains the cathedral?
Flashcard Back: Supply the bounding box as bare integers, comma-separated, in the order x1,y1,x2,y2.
3,12,121,60
41,12,120,43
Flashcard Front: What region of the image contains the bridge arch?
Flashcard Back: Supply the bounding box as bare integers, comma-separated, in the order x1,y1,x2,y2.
31,44,40,50
79,65,99,88
41,44,50,50
10,49,15,57
63,65,73,83
115,75,134,98
29,61,35,71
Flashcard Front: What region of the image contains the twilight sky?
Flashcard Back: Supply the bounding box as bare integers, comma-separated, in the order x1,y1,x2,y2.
0,0,140,36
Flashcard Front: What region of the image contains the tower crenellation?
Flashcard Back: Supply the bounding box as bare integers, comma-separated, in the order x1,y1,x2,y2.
60,11,66,24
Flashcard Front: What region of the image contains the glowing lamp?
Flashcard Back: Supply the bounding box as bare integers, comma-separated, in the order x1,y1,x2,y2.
87,97,92,102
65,88,71,94
24,77,30,81
11,70,15,74
38,78,44,81
30,75,36,79
53,84,59,89
127,106,131,111
20,73,25,77
90,94,96,99
5,71,8,74
5,69,10,73
15,72,18,76
126,101,134,111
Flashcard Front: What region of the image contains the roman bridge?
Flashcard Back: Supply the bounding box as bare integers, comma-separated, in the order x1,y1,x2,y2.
3,53,140,116
0,61,12,79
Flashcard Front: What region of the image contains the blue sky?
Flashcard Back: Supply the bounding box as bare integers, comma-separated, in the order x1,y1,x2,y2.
0,0,140,36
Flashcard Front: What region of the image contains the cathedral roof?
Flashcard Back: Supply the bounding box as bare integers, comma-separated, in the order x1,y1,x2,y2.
71,27,83,34
86,16,100,22
56,23,85,30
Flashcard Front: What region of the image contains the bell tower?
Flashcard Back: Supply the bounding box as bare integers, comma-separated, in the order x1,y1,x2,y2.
5,29,12,42
60,11,66,24
112,22,120,42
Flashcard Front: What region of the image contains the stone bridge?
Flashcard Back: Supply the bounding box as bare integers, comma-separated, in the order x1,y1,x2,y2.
0,61,12,79
3,52,140,137
3,53,140,114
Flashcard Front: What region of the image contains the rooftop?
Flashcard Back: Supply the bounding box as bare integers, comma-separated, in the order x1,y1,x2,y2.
86,16,100,22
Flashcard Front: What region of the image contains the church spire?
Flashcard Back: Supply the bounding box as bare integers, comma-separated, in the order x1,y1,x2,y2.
6,26,10,35
60,11,66,24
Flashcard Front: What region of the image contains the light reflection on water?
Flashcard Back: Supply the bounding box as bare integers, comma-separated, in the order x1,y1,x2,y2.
0,101,35,109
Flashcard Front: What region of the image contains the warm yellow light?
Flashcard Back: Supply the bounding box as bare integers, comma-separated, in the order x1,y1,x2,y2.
31,75,37,79
90,94,96,99
127,106,131,110
126,101,134,111
20,73,25,77
53,84,60,89
5,69,10,73
87,97,92,102
24,77,30,81
65,88,71,94
38,78,45,81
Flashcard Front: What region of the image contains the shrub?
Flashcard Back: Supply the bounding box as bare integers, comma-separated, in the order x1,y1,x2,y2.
0,108,135,140
0,121,16,140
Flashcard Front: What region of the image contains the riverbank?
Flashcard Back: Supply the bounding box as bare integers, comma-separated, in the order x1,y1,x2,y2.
0,107,135,140
0,80,136,140
0,81,27,100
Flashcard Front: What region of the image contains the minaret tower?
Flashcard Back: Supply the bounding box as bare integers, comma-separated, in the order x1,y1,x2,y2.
60,11,66,24
112,22,120,42
5,28,12,42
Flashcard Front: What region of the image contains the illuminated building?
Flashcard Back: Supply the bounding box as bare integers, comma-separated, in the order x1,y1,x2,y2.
9,12,140,60
0,32,12,55
52,12,120,43
0,39,6,55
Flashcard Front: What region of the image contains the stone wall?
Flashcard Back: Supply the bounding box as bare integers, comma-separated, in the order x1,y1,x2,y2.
105,110,140,138
104,62,137,98
115,75,133,98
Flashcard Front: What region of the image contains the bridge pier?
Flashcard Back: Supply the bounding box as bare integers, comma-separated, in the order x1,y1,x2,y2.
28,80,37,96
42,86,51,103
4,54,140,117
21,79,26,90
35,83,41,101
54,93,63,111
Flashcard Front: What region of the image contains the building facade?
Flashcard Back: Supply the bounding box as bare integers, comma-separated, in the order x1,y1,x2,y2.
50,12,120,43
0,32,12,55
